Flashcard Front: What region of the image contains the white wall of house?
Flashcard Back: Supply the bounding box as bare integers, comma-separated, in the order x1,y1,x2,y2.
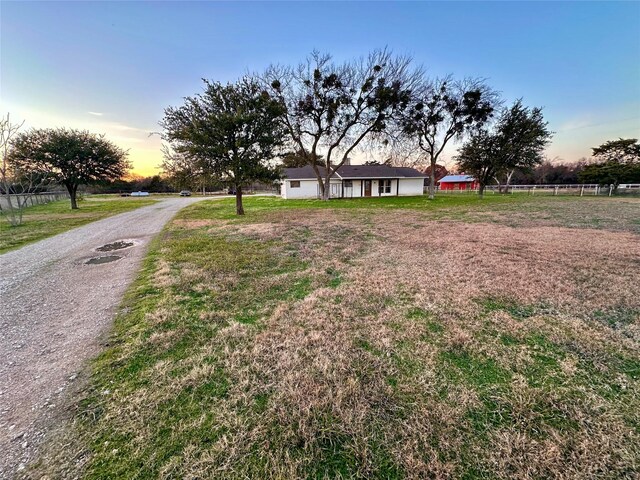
371,179,397,196
281,177,424,199
342,180,361,198
282,179,316,199
397,178,425,196
281,179,341,199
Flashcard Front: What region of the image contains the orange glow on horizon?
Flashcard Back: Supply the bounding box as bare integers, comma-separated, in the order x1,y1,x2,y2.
126,148,164,178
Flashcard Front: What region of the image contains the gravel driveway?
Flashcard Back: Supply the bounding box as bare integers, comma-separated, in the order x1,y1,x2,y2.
0,197,210,478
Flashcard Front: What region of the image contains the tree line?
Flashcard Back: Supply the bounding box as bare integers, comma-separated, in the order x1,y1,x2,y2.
160,49,554,213
2,49,639,222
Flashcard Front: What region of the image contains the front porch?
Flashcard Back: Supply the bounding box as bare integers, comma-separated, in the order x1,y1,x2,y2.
320,178,401,199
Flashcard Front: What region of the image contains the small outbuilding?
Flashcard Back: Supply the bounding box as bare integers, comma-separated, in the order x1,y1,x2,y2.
281,165,426,199
438,175,477,191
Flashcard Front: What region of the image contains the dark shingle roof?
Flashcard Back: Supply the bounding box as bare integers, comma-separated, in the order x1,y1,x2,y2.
283,165,426,180
283,165,329,180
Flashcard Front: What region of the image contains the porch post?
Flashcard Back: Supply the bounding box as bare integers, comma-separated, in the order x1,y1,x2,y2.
396,178,399,196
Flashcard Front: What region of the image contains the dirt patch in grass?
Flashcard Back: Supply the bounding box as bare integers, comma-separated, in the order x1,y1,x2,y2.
31,204,640,479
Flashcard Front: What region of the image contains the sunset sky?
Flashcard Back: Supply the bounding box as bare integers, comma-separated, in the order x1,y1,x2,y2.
2,1,639,176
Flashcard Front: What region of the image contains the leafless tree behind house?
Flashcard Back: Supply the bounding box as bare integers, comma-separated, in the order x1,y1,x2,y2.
264,50,423,200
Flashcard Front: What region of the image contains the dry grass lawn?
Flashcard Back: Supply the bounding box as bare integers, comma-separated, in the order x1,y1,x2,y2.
30,195,640,479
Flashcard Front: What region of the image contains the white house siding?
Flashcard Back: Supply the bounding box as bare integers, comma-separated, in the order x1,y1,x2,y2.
341,180,362,198
347,178,421,197
282,177,424,199
372,179,396,196
282,179,341,199
397,178,424,196
282,179,318,199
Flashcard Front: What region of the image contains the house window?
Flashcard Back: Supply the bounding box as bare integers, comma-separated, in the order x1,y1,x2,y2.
379,179,392,194
290,180,300,188
344,180,353,187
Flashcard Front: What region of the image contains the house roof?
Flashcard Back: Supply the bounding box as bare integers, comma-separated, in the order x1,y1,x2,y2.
438,175,475,183
283,165,426,180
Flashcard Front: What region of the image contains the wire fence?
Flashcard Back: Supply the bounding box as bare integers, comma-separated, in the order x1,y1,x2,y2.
0,191,69,211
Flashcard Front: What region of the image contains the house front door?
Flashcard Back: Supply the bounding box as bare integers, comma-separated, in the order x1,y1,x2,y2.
364,180,372,197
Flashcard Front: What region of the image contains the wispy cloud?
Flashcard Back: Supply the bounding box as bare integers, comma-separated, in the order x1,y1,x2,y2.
557,114,595,132
88,111,103,116
557,114,640,133
103,122,147,133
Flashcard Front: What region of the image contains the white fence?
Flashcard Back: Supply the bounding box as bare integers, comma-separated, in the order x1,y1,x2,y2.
0,191,69,211
428,184,640,196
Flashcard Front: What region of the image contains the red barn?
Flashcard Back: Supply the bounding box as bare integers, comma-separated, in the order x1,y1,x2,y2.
438,174,478,191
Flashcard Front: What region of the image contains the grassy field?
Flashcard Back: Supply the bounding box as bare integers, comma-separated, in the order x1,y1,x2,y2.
0,195,158,253
33,195,640,479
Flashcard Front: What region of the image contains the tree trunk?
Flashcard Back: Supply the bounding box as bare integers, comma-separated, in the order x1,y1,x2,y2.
235,185,244,215
3,192,21,226
478,183,485,198
321,175,330,201
67,183,79,209
428,156,436,200
504,169,514,194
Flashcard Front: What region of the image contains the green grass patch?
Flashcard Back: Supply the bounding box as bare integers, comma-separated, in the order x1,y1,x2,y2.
479,296,541,320
325,266,343,288
592,307,639,328
440,350,512,389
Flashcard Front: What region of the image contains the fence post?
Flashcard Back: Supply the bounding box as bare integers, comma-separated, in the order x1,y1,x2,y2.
554,186,558,196
608,185,613,197
580,186,584,197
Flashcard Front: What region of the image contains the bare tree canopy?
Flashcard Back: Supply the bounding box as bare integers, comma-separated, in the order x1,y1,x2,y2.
160,145,221,193
399,76,500,199
509,158,587,185
8,128,129,209
280,149,324,168
264,49,422,200
0,114,53,226
161,77,285,215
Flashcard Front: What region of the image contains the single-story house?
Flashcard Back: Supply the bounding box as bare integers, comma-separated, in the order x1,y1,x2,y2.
438,174,478,191
281,165,426,199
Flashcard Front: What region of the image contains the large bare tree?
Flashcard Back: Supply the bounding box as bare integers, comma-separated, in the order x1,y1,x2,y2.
400,76,500,199
265,50,422,200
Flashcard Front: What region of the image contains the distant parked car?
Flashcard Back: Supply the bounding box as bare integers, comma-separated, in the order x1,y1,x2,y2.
179,190,191,197
131,191,150,197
